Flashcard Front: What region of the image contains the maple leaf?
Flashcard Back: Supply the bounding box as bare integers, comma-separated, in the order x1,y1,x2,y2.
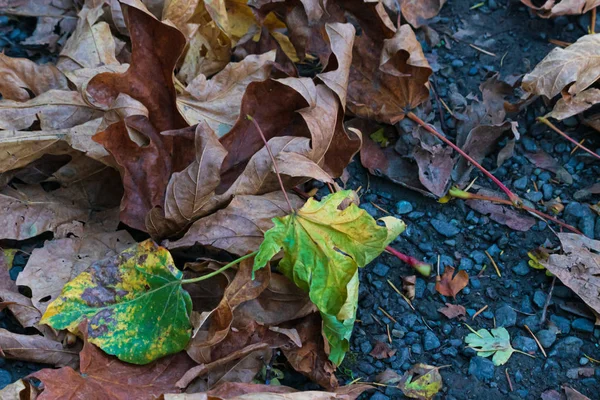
254,190,404,364
435,266,469,298
31,322,196,400
464,327,517,366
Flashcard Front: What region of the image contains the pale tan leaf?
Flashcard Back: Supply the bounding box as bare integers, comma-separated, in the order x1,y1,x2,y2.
522,34,600,98
0,379,26,399
177,51,276,133
0,289,42,329
0,53,68,101
401,0,447,28
0,328,80,367
177,22,232,82
521,0,600,17
16,231,135,314
547,88,600,120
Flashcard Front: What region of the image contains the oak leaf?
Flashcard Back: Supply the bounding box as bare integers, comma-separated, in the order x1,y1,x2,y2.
435,266,469,298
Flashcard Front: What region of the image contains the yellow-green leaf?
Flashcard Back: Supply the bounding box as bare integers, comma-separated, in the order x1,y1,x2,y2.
399,364,443,400
254,190,405,364
40,240,192,365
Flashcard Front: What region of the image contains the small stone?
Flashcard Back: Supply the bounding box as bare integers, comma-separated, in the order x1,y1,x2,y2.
430,219,461,237
8,266,23,281
411,343,423,355
513,336,538,353
572,318,594,333
533,290,547,308
451,59,464,68
358,361,376,375
372,263,390,277
579,215,595,239
470,250,487,264
514,370,523,383
423,331,441,351
395,200,413,215
513,176,528,190
442,347,458,357
495,305,517,327
580,357,590,366
468,357,495,381
468,66,478,76
369,393,390,400
565,202,586,218
536,330,556,348
361,203,378,217
391,329,405,339
549,336,583,359
459,258,474,271
522,137,538,152
360,341,373,354
511,260,529,276
525,191,543,202
550,315,571,334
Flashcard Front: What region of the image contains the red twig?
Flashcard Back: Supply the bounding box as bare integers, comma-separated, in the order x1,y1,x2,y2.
385,246,431,276
407,111,521,206
537,117,600,161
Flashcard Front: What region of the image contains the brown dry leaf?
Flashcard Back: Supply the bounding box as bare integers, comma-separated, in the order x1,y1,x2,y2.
438,303,467,320
522,34,600,99
233,26,297,77
0,289,43,330
547,88,600,120
0,54,68,101
176,51,276,134
574,182,600,201
435,266,469,298
0,328,80,368
281,313,338,391
147,122,228,238
317,23,355,109
521,0,600,18
564,385,592,400
401,0,447,28
370,341,397,359
167,191,304,255
0,379,27,399
56,1,120,73
403,275,416,300
524,150,573,184
0,90,103,131
540,233,600,322
16,231,135,314
348,24,432,124
31,323,196,399
465,196,536,232
413,143,454,198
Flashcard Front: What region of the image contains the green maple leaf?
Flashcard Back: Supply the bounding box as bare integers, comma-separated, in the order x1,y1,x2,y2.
254,190,405,364
41,240,192,365
464,327,518,366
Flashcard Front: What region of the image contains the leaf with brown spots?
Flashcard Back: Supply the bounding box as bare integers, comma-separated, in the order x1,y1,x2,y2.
435,267,469,298
31,322,196,400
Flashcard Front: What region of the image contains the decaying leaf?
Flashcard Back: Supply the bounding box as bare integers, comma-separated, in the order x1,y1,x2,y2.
435,266,469,298
398,364,443,400
254,190,404,364
522,33,600,98
539,233,600,322
521,0,600,18
0,328,80,367
401,0,447,28
465,188,536,232
370,341,397,359
0,379,27,399
524,151,573,184
41,240,193,364
438,303,466,320
0,53,68,101
464,327,516,366
31,323,196,399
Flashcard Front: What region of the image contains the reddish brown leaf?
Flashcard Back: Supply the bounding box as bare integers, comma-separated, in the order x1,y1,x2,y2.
438,303,467,320
32,323,196,399
435,266,469,298
370,341,397,359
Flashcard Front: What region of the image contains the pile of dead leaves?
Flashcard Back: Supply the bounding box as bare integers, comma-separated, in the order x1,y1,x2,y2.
0,0,455,398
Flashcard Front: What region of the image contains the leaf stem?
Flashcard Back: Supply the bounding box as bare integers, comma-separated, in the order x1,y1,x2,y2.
537,116,600,161
385,246,431,276
247,115,295,213
181,251,258,284
513,349,536,358
448,187,581,234
406,111,521,206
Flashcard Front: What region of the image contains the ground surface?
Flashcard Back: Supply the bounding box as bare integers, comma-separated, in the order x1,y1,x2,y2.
2,1,600,399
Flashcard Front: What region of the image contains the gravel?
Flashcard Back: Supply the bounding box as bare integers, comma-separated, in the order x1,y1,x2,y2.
468,357,495,381
495,305,517,328
430,219,461,237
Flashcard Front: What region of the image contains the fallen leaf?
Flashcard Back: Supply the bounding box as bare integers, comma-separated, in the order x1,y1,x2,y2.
524,150,573,184
167,191,305,255
0,53,68,101
16,231,135,314
178,22,232,82
574,182,600,201
370,341,397,359
31,322,196,399
403,275,416,300
399,364,443,400
401,0,447,28
435,266,469,298
233,26,297,77
376,369,403,385
0,379,27,399
547,88,600,120
464,327,516,366
521,0,600,18
522,33,600,98
539,233,600,322
465,188,536,232
438,303,466,320
41,240,193,364
0,289,43,330
563,385,592,400
254,190,404,364
176,51,276,134
0,328,80,367
413,143,454,197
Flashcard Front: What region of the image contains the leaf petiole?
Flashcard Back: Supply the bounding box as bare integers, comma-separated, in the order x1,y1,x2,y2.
181,251,258,284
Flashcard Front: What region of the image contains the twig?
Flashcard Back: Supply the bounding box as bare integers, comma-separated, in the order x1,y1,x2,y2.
385,246,432,276
485,251,502,277
430,79,447,132
387,280,416,311
472,305,488,320
540,276,556,326
371,202,391,214
469,43,497,57
387,324,392,344
371,313,383,326
378,307,398,324
524,324,547,358
571,138,587,156
407,112,521,206
505,368,514,392
537,117,600,161
548,38,571,47
247,115,295,213
591,7,597,34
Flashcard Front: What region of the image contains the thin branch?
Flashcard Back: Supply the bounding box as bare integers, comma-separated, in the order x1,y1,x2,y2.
537,117,600,161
